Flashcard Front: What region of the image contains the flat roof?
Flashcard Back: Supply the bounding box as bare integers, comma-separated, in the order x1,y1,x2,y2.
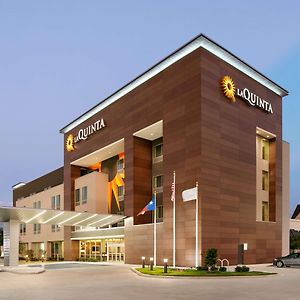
60,33,288,134
0,206,125,227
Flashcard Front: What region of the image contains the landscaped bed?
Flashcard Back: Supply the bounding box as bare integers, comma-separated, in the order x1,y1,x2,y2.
135,267,276,277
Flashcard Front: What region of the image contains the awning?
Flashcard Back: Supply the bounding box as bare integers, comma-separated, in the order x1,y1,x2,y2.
0,206,126,228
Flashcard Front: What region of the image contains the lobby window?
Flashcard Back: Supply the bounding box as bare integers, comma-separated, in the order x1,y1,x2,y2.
51,195,61,210
75,188,80,206
261,139,269,160
262,171,269,191
117,159,124,172
20,223,26,235
34,224,41,234
262,201,269,221
51,224,60,232
82,186,88,204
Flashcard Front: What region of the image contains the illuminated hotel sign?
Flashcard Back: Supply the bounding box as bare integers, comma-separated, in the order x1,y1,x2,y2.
66,118,106,152
220,76,273,114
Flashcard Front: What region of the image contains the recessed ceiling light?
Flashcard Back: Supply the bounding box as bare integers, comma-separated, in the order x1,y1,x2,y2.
150,133,154,136
267,135,270,138
256,131,259,134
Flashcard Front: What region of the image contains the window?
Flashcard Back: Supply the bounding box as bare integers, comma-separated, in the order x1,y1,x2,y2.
262,171,269,191
20,223,26,235
51,224,60,232
262,201,269,221
82,186,88,204
33,201,41,209
75,188,80,206
156,205,163,219
51,195,61,210
154,175,163,188
118,186,124,199
56,195,60,210
51,196,56,209
117,159,124,172
154,144,163,158
34,224,41,234
262,139,269,160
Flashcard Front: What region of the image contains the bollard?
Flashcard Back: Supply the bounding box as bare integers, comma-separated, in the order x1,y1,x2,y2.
163,258,168,273
150,257,154,271
141,256,145,268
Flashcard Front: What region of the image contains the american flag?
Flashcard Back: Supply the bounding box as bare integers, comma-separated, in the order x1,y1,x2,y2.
171,172,175,202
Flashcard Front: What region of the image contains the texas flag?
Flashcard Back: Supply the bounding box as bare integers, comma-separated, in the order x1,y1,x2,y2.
137,196,156,216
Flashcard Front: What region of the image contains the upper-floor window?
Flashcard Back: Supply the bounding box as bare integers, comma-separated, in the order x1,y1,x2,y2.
33,223,41,234
118,186,124,199
33,201,41,209
262,171,269,191
156,205,163,219
262,201,269,222
261,139,269,160
51,224,61,232
154,175,163,189
82,186,88,204
51,195,61,210
75,189,80,206
154,144,163,158
20,223,26,235
117,159,124,172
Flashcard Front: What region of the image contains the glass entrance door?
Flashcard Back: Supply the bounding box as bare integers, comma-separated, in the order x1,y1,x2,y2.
107,239,125,262
79,238,124,262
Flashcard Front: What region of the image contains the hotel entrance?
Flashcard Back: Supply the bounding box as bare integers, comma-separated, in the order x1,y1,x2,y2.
79,238,124,262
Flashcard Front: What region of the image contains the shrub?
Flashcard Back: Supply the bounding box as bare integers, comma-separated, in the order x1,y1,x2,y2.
210,266,218,272
235,265,250,272
219,267,227,272
204,248,218,268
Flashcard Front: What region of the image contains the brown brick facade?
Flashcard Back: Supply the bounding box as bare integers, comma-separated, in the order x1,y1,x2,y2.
62,44,285,266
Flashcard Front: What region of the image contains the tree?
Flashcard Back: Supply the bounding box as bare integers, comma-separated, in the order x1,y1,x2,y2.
204,248,218,270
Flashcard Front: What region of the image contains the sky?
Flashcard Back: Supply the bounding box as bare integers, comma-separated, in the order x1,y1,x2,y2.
0,0,299,214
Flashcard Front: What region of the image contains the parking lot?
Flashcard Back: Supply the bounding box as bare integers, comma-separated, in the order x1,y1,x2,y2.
1,263,300,300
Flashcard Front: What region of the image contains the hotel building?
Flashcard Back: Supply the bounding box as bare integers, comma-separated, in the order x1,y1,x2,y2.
13,34,290,266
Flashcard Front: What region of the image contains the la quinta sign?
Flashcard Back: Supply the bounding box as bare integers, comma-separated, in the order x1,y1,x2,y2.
66,119,106,152
220,76,273,114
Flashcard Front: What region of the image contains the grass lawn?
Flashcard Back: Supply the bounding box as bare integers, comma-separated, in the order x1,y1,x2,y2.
136,267,276,277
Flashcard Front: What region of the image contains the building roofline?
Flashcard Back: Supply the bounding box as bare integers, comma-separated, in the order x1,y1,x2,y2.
60,33,289,134
12,167,64,191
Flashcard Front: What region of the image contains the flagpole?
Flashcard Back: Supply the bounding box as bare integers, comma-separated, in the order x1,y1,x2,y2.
154,191,157,267
195,182,199,268
172,171,176,268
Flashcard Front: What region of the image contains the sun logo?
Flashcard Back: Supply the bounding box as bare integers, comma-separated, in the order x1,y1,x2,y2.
220,76,236,102
66,134,75,152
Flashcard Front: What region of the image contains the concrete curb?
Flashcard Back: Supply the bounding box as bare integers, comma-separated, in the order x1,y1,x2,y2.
131,267,278,279
0,266,45,274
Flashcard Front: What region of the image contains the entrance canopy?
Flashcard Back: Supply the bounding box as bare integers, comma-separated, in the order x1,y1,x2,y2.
0,206,126,227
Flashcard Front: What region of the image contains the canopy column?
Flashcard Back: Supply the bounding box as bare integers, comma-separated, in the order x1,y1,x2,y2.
3,220,20,266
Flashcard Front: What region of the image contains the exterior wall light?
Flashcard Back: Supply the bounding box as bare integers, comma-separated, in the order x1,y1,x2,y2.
150,257,154,270
141,256,146,268
243,243,248,251
163,258,168,273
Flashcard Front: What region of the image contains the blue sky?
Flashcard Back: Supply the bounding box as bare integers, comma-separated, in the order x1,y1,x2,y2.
0,0,299,214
